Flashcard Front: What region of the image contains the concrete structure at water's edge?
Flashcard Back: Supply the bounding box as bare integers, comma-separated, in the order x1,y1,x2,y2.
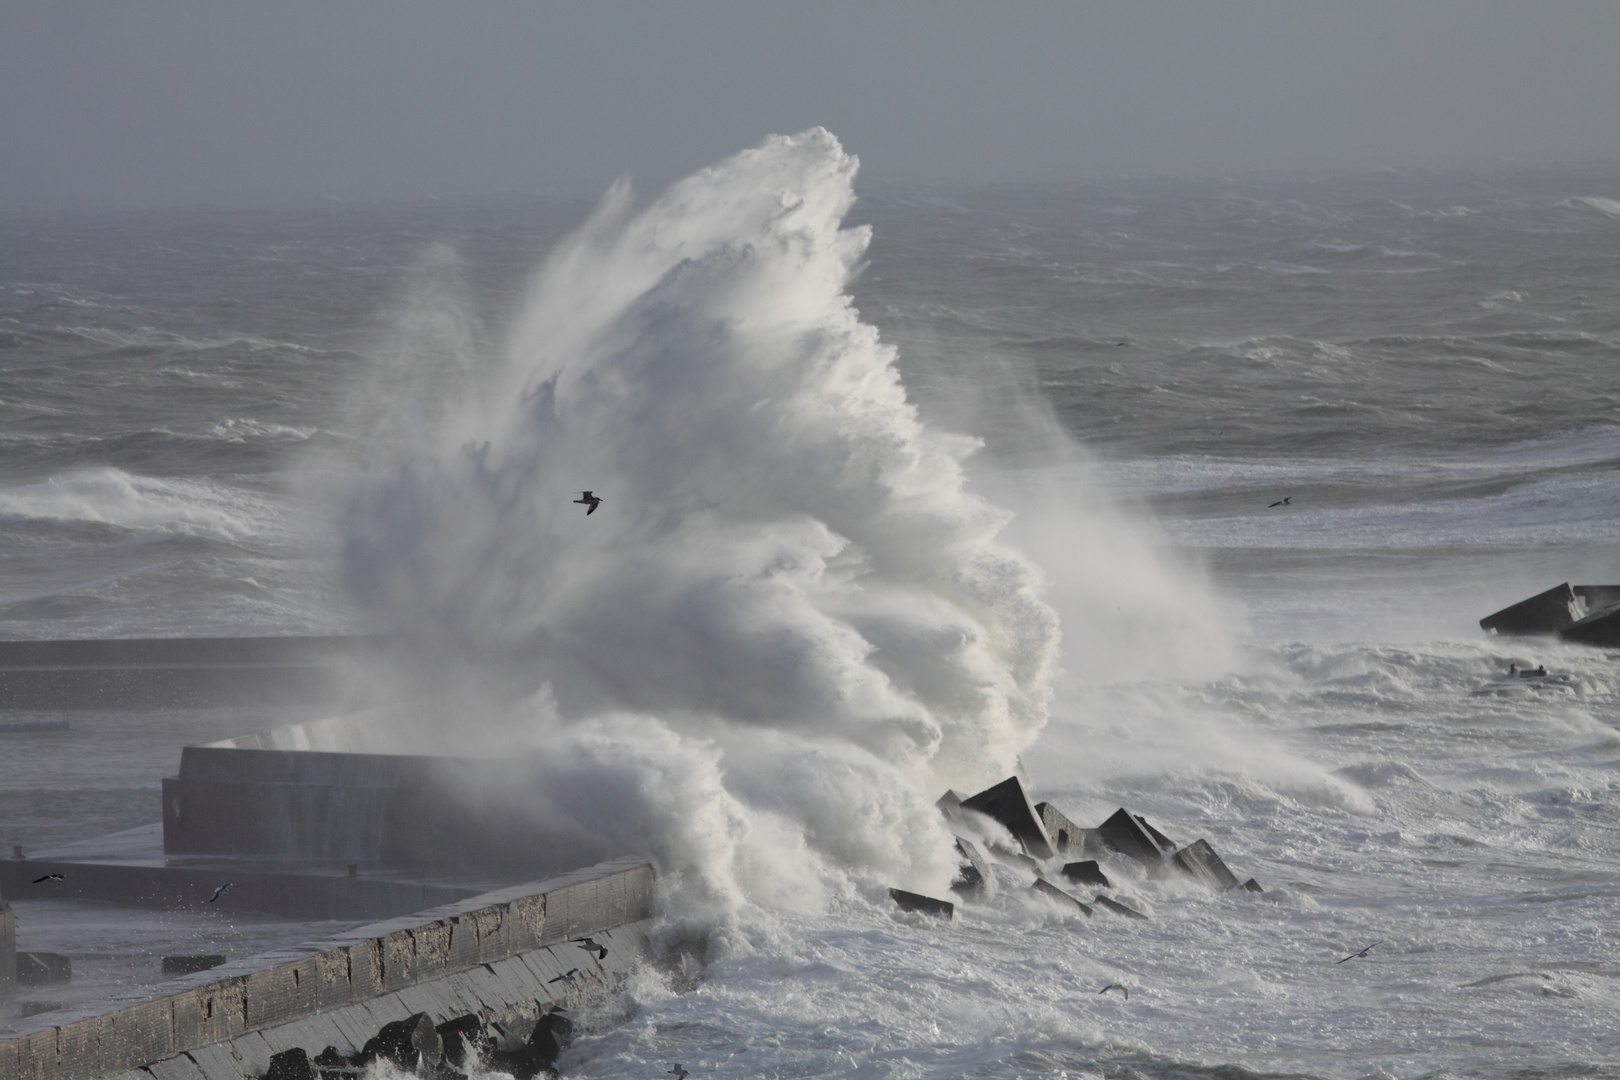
1479,583,1620,643
0,859,654,1080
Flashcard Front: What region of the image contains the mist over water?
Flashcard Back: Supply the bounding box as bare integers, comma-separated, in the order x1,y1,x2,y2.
4,138,1620,1077
327,130,1236,920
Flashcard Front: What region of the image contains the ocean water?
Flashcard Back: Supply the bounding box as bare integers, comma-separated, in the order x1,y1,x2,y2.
3,133,1620,1077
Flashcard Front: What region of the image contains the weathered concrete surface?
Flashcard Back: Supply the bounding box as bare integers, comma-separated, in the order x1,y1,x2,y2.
1033,803,1094,858
1560,600,1620,647
0,858,653,1080
1095,809,1165,866
1092,895,1147,920
949,839,992,898
1060,861,1110,889
960,778,1054,860
887,890,953,920
1030,879,1091,917
1172,839,1241,891
1479,584,1580,637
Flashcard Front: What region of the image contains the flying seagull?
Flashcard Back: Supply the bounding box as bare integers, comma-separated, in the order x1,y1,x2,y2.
548,968,580,985
1268,497,1292,508
1337,940,1384,963
1098,983,1129,999
574,491,602,515
208,883,232,903
31,873,64,884
575,936,608,960
667,1066,689,1080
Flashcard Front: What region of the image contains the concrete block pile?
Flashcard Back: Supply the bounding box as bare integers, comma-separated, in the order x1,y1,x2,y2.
893,776,1262,918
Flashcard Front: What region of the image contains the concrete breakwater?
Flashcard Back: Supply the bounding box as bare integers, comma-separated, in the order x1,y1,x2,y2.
0,858,654,1080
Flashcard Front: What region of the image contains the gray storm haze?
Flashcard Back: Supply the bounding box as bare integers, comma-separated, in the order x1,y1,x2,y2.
4,1,1620,208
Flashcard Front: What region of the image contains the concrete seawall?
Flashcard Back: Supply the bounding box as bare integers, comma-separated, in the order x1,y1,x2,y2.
0,858,655,1080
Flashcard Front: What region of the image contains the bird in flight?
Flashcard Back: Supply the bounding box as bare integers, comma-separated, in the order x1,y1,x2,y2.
208,883,232,903
548,968,580,985
667,1066,689,1080
574,491,602,515
1269,497,1292,508
1337,940,1384,963
31,873,64,884
1098,983,1129,999
575,936,608,960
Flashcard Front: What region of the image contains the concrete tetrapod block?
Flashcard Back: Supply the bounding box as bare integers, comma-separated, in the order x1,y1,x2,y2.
960,777,1055,860
1241,878,1264,893
163,956,227,976
1061,860,1111,889
16,952,70,986
1092,894,1148,920
936,790,967,825
1561,600,1620,647
1480,583,1580,637
1033,803,1095,857
1030,878,1092,917
1171,839,1242,891
887,889,954,920
1095,809,1164,866
950,838,994,898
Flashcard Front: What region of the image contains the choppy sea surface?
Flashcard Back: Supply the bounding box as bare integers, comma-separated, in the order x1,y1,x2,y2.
3,154,1620,1078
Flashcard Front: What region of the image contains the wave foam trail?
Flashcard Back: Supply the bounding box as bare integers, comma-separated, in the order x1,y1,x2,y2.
334,129,1084,922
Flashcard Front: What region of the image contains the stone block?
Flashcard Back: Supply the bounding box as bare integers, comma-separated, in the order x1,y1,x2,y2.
960,777,1054,860
1033,803,1090,856
183,1041,251,1080
1030,878,1092,916
145,1055,208,1080
936,790,966,824
1095,809,1164,866
1561,600,1620,647
1241,877,1264,893
1061,860,1111,888
1092,894,1148,920
1480,583,1580,636
102,999,177,1074
950,838,993,897
887,888,954,920
1171,839,1241,891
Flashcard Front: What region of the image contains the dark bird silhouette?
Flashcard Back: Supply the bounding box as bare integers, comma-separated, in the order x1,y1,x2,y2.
31,873,64,884
208,883,232,903
667,1066,689,1080
1098,983,1129,999
548,968,580,985
575,936,608,960
574,491,602,515
1269,497,1292,508
1337,940,1384,963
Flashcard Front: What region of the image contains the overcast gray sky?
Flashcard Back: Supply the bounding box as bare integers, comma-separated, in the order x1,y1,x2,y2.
4,1,1620,208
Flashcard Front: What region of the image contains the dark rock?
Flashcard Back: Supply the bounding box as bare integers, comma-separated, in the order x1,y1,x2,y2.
1480,583,1580,637
950,837,993,897
360,1012,441,1072
1561,600,1620,647
162,954,226,975
1034,802,1092,856
1134,814,1176,851
1031,877,1093,916
1095,808,1164,866
936,790,967,823
1171,839,1241,891
888,887,954,920
435,1015,488,1070
1092,894,1148,920
961,777,1055,859
16,951,70,986
528,1006,574,1066
1241,877,1264,893
265,1047,316,1080
311,1046,359,1078
1061,860,1111,888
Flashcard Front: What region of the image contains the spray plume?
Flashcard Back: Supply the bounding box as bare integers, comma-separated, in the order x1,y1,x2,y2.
333,129,1059,916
